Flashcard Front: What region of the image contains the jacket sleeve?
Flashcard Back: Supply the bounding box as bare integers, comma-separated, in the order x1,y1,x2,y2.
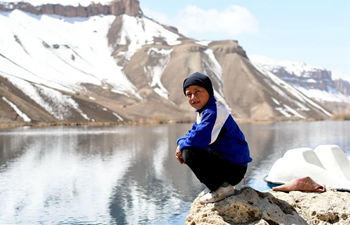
177,108,217,152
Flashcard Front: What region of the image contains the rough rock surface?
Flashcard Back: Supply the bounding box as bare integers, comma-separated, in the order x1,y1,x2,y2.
186,187,350,225
271,188,350,225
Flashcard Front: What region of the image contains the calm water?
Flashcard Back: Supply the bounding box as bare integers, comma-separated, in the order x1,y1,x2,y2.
0,121,349,225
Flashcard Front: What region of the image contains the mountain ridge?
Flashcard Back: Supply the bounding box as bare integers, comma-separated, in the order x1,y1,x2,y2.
0,1,347,126
0,0,142,17
250,55,350,113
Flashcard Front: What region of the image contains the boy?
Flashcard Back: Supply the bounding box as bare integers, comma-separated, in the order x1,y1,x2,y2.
175,72,252,203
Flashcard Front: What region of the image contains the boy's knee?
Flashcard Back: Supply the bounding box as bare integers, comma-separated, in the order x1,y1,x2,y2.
182,148,201,164
181,148,191,163
182,148,207,164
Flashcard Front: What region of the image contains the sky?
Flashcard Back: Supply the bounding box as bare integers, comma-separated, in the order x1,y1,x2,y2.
139,0,350,80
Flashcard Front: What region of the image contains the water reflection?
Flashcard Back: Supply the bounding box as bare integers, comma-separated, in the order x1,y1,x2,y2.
0,125,201,225
0,121,349,224
0,127,134,224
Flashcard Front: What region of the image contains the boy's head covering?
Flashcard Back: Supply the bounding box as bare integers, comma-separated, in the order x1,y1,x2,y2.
183,72,214,97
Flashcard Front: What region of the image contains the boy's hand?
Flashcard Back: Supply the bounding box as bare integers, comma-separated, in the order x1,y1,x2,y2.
175,146,185,164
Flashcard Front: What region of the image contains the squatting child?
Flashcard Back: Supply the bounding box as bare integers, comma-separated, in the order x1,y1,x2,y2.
175,71,252,203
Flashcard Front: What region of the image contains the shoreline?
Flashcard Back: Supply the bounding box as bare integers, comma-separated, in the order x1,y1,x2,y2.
0,117,348,130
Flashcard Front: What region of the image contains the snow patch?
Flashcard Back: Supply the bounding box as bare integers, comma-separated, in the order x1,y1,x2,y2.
201,49,232,112
113,112,123,121
283,104,306,119
117,15,180,60
145,48,172,99
276,107,291,117
196,40,211,46
249,55,325,77
271,98,280,106
0,10,138,97
2,96,31,122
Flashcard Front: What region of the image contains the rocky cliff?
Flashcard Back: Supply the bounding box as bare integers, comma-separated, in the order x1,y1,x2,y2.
334,78,350,95
0,0,142,17
250,55,350,102
186,187,350,225
272,67,333,91
270,66,350,98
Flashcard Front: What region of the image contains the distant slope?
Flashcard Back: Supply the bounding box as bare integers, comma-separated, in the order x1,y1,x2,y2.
250,55,350,113
0,2,340,125
250,55,350,103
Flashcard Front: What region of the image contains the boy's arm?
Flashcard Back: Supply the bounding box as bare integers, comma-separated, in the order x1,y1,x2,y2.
177,110,216,151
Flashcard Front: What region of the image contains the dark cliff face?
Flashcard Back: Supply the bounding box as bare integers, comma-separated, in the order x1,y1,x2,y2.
208,40,248,58
273,67,333,91
0,0,142,17
334,79,350,95
272,67,350,96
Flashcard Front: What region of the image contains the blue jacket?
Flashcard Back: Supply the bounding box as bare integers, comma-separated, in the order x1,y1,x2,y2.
177,96,252,167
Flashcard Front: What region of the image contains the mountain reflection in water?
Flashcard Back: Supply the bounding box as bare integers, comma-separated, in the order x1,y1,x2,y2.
0,121,349,224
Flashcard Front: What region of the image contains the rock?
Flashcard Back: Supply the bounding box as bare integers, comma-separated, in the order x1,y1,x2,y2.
110,0,142,17
271,188,350,224
185,187,350,225
186,187,307,225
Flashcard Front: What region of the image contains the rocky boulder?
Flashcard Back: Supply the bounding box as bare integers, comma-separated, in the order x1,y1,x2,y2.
185,187,350,225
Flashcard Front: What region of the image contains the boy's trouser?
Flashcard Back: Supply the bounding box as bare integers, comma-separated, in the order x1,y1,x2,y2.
182,148,247,191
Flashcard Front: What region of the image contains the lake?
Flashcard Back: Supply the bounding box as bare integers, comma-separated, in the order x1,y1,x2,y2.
0,121,349,225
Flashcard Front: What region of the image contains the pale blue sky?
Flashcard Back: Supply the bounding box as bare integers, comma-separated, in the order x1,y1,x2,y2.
140,0,350,79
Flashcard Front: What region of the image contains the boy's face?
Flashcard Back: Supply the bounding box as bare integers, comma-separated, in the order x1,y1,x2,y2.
185,85,210,110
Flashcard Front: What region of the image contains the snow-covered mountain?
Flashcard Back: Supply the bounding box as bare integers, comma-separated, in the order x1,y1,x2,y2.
0,0,345,125
250,55,350,105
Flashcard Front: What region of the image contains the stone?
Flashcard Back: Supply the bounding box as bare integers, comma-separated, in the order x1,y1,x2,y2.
185,186,350,225
272,188,350,224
